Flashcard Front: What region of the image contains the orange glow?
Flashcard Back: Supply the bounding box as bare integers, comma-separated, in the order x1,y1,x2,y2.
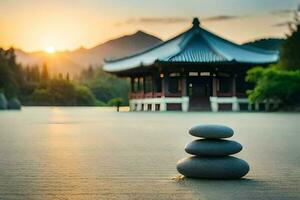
0,1,291,52
45,46,56,54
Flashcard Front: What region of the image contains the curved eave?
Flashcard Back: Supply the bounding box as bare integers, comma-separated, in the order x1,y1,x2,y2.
200,28,279,63
103,20,279,74
106,58,278,75
157,59,278,67
103,61,154,73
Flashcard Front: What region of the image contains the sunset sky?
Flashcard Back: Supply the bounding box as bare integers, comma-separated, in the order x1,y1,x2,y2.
0,0,299,52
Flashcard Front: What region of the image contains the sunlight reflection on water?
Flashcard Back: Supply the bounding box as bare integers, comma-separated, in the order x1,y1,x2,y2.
0,107,299,200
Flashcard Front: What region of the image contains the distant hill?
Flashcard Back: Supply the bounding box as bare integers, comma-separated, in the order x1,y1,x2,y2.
15,49,83,75
243,38,285,51
64,31,162,67
14,31,162,75
15,35,284,75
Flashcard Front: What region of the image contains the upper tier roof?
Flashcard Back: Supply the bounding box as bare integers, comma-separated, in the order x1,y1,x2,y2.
103,18,279,73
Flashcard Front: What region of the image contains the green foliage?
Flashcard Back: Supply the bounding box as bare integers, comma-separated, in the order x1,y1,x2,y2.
246,66,300,108
21,65,128,106
31,89,52,106
40,63,49,86
74,85,97,106
0,48,129,107
107,98,123,106
80,65,95,80
30,79,98,106
81,68,130,105
47,79,76,105
246,7,300,110
279,10,300,70
0,48,22,98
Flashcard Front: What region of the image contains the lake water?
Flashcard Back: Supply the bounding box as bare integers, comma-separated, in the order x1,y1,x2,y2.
0,107,299,200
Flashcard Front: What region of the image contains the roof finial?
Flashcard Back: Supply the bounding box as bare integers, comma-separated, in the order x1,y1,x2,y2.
192,17,200,27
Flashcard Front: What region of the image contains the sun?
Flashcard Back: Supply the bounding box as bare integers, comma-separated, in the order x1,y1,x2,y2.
45,46,56,54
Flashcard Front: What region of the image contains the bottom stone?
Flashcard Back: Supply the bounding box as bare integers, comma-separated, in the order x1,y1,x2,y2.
7,98,21,110
177,156,249,179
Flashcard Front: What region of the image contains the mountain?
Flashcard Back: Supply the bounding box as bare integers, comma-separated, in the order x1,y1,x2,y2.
14,31,162,75
15,49,83,75
243,38,285,51
66,31,162,67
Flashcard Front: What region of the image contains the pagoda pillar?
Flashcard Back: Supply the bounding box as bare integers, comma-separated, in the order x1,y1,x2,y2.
137,77,141,92
152,75,156,93
212,76,218,97
130,77,134,92
181,73,187,96
142,76,146,94
161,73,168,97
232,75,237,97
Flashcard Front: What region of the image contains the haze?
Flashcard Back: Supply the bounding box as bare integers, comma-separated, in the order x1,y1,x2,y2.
0,0,298,52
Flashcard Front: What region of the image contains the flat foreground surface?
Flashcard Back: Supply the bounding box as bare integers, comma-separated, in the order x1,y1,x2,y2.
0,107,299,200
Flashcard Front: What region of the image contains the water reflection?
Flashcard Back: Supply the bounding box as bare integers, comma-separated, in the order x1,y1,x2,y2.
25,108,96,199
0,108,299,199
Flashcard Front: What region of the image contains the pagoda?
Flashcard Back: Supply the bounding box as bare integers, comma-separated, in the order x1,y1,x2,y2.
103,18,278,111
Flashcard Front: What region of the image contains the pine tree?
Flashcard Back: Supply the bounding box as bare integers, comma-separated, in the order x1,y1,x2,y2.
41,62,49,81
58,73,63,79
280,6,300,70
31,66,40,82
87,65,94,79
66,73,70,81
25,66,31,82
0,48,22,98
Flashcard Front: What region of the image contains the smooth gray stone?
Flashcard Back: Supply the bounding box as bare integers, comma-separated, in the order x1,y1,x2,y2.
0,93,7,110
7,98,21,110
177,156,249,179
189,125,234,138
185,139,242,156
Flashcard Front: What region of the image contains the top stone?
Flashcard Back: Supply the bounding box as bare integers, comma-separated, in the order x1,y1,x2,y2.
189,125,234,138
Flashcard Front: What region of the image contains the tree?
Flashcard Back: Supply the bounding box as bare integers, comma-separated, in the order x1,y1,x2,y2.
30,66,40,82
0,48,22,98
246,66,300,109
47,79,76,105
74,85,97,106
66,73,70,81
80,65,95,80
41,63,49,81
280,7,300,70
79,67,130,105
58,73,63,79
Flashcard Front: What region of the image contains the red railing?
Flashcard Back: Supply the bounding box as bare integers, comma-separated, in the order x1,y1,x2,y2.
130,92,246,99
129,92,182,99
165,92,182,97
129,92,144,99
217,92,246,98
145,92,153,98
153,92,163,98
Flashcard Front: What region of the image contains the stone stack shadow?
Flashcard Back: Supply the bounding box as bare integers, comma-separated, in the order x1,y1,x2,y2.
177,125,249,179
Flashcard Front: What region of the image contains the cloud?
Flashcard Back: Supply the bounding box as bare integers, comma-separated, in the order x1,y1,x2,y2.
202,15,238,22
116,15,241,26
118,17,189,25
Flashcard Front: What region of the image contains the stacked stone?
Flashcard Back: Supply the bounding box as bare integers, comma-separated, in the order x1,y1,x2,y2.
0,93,7,110
7,98,21,110
177,125,249,179
0,93,21,110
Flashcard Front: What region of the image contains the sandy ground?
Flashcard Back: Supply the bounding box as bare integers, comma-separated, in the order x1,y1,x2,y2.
0,107,299,200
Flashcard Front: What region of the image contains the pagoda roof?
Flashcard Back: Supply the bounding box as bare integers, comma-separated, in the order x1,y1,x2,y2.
103,18,279,73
